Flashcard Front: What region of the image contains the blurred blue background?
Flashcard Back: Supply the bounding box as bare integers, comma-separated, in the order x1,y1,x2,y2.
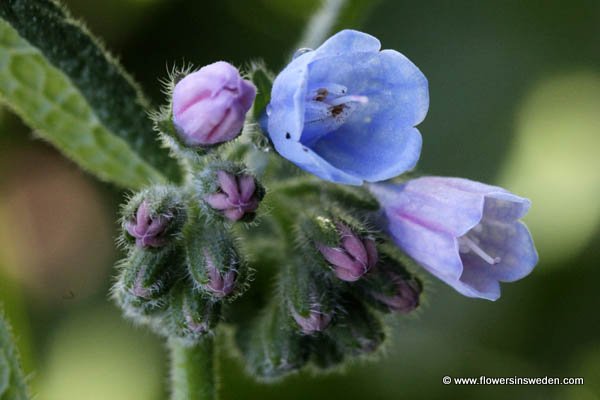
1,0,599,399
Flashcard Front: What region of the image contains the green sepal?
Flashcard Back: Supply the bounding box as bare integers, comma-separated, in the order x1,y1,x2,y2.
307,334,345,370
273,179,379,213
295,209,377,275
322,184,380,212
158,283,221,346
280,259,336,329
324,295,385,357
183,206,251,301
354,261,422,314
112,246,182,318
151,102,210,173
236,302,309,381
354,268,423,313
297,213,339,249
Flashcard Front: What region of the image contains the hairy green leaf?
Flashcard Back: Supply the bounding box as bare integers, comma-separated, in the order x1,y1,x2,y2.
0,311,28,400
0,0,180,188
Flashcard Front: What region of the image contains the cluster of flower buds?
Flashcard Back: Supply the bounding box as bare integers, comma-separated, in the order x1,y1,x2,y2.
232,209,423,380
113,65,263,344
113,62,266,346
114,171,261,343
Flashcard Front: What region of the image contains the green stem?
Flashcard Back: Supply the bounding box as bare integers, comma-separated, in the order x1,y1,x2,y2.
169,336,218,400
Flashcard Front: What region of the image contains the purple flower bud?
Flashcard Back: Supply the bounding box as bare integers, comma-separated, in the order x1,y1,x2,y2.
203,250,236,298
125,201,172,248
205,171,261,221
371,275,421,313
172,61,256,146
317,224,378,281
292,308,332,334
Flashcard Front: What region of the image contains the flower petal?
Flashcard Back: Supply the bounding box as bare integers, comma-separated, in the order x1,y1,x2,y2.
174,92,235,145
370,179,484,237
303,49,428,181
217,171,239,199
483,193,531,223
306,49,429,127
205,193,230,210
364,239,379,268
224,208,245,221
319,246,354,268
342,232,368,266
237,175,256,202
445,269,502,301
312,125,422,182
461,220,538,284
386,211,464,281
333,267,362,282
267,52,315,142
271,138,363,184
172,62,239,116
311,29,381,60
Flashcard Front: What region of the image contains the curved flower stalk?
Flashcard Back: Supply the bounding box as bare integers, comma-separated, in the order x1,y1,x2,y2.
370,177,538,300
264,29,429,185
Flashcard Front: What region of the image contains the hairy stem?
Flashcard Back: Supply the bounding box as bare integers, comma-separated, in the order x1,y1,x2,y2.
169,336,217,400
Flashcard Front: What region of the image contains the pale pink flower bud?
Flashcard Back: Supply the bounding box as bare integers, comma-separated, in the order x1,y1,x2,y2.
172,61,256,146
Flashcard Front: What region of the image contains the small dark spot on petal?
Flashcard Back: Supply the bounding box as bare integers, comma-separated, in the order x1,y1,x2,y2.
315,88,328,101
303,147,308,152
331,104,345,117
285,132,291,139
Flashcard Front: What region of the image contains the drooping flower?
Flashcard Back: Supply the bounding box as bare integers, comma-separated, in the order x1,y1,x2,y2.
265,29,429,185
317,223,378,282
204,170,261,221
369,177,538,300
172,61,256,146
125,201,172,248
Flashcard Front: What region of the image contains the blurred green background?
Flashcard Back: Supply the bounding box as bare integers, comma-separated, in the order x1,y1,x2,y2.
1,0,599,399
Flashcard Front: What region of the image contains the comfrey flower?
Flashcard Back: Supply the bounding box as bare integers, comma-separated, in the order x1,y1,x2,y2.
265,29,428,185
125,201,172,248
317,223,378,282
172,61,256,146
369,177,538,300
204,170,261,221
